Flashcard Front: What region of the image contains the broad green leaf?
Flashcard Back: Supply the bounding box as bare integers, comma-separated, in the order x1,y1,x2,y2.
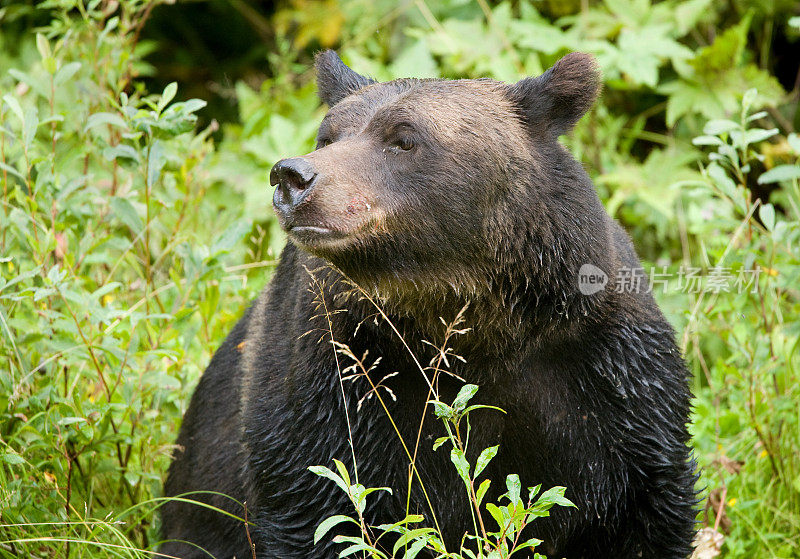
512,538,544,554
146,140,166,189
450,448,470,482
485,503,506,530
758,165,800,185
36,33,51,60
452,383,479,411
0,453,26,465
393,528,437,555
430,400,452,418
85,112,128,132
703,119,739,136
476,479,491,507
103,144,140,163
787,133,800,154
110,197,143,234
22,107,39,151
308,465,349,494
759,204,775,231
332,459,351,488
2,94,24,122
211,219,251,255
401,538,428,559
692,135,724,146
505,474,521,505
158,82,178,113
474,445,499,478
432,436,448,451
55,62,81,85
313,515,358,544
535,486,575,509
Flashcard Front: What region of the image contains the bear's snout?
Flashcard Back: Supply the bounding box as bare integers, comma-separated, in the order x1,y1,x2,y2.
271,157,317,215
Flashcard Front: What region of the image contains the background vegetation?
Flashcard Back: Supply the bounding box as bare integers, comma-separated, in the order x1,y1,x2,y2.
0,0,799,557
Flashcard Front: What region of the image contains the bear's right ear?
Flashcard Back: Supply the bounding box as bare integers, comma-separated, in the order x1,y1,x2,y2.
315,50,376,107
507,52,601,137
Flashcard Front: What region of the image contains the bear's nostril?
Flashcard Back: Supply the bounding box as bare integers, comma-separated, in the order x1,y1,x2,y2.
271,158,318,210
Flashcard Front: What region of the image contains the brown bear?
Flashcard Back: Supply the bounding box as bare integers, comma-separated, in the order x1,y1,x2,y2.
160,51,697,558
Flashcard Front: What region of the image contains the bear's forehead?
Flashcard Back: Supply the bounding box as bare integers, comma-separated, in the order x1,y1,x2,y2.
323,78,515,135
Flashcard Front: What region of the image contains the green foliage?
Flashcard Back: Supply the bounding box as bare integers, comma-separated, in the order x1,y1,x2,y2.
309,386,574,558
1,0,798,557
0,2,263,556
686,92,800,557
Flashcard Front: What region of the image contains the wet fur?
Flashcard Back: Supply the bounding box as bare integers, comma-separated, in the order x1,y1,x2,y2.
161,52,697,558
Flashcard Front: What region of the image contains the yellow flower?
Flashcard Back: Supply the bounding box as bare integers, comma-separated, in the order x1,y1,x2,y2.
8,261,14,272
103,294,114,305
728,498,737,507
759,449,768,458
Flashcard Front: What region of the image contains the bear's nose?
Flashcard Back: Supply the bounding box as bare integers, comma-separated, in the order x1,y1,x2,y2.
270,157,317,212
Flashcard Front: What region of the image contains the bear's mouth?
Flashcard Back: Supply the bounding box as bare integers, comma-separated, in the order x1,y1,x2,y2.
288,224,350,246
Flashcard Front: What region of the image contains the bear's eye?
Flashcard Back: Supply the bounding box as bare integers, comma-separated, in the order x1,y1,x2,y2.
317,138,333,149
391,137,414,152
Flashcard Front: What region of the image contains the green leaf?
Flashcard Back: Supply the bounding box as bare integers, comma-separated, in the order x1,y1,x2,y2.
159,82,178,113
511,538,544,554
177,99,207,114
430,400,453,418
85,112,128,132
110,197,143,234
505,474,521,505
338,542,377,557
690,15,751,77
787,133,800,154
2,94,24,122
401,538,428,559
313,515,358,544
103,144,139,163
740,128,778,146
452,383,479,411
450,448,471,482
432,436,449,451
308,465,349,494
36,33,51,61
758,165,800,185
476,479,491,507
392,527,437,555
692,135,724,146
22,107,39,151
474,445,498,478
0,453,26,465
211,219,251,255
146,140,166,189
535,486,575,509
485,503,506,530
0,162,24,181
54,62,81,85
759,203,775,231
703,119,739,136
332,459,351,488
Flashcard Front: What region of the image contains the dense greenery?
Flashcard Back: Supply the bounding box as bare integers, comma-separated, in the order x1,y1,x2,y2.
0,1,798,557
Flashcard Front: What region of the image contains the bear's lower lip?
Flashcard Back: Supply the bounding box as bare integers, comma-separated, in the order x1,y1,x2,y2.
289,225,348,245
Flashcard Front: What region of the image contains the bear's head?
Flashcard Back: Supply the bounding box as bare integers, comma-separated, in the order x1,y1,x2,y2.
271,51,607,309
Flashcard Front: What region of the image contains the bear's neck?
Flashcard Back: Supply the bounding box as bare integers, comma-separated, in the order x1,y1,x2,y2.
326,235,617,360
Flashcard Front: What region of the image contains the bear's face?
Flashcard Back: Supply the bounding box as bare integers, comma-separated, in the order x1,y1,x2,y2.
271,51,600,292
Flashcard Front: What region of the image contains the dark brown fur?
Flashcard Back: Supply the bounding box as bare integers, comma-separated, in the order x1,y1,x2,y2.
161,51,697,558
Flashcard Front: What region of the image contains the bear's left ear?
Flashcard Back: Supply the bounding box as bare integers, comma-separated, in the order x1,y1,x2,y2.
507,52,601,137
315,50,376,107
